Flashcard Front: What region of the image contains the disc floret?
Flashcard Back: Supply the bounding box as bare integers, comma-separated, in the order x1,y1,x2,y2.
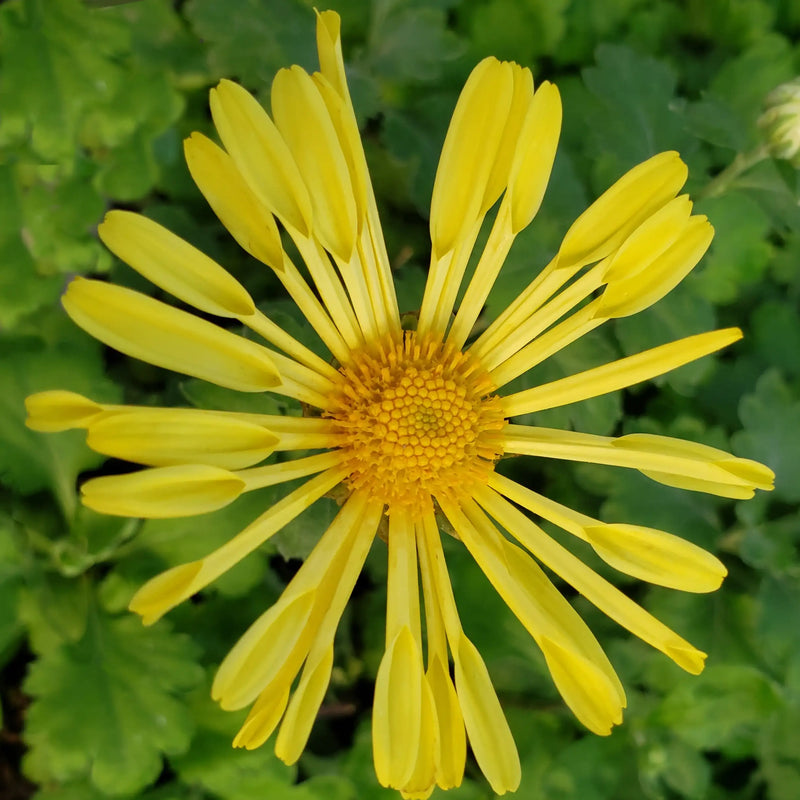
326,332,506,511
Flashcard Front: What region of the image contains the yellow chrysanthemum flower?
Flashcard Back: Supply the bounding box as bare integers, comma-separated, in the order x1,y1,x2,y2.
25,11,774,798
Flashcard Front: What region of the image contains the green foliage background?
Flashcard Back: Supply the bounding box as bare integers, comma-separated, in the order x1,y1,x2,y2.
1,0,799,798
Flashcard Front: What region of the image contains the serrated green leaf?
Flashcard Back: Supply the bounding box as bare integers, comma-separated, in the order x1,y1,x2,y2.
733,160,800,232
18,164,110,277
0,164,61,328
121,0,209,88
579,44,691,172
732,369,799,502
641,587,760,696
17,571,91,655
694,193,772,303
54,506,141,578
508,708,574,798
24,609,203,795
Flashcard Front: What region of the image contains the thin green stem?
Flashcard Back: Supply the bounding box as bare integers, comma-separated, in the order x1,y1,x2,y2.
697,144,771,200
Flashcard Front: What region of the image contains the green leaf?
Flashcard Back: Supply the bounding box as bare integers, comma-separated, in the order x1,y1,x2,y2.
171,711,296,800
0,336,120,518
508,709,574,798
708,33,796,128
639,737,711,800
464,0,567,63
121,0,208,87
0,165,61,328
732,369,800,502
185,0,316,86
535,734,630,800
682,96,749,151
89,69,185,201
0,162,110,328
366,1,464,83
640,587,760,696
578,44,692,172
33,780,196,800
553,0,655,66
0,0,128,162
380,98,451,216
653,664,781,753
755,573,800,668
693,193,773,304
287,775,360,800
171,684,359,800
751,299,800,379
264,301,331,362
0,518,27,664
18,571,91,656
760,702,800,800
32,780,123,800
613,285,717,395
680,0,777,50
737,511,800,575
24,608,203,794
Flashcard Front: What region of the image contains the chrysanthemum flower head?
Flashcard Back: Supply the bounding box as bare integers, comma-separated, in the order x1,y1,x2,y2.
26,10,774,797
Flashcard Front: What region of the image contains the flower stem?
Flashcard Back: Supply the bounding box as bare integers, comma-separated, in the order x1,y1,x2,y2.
698,144,771,200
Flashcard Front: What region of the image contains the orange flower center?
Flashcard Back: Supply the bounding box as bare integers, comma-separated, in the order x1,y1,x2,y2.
326,332,506,512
